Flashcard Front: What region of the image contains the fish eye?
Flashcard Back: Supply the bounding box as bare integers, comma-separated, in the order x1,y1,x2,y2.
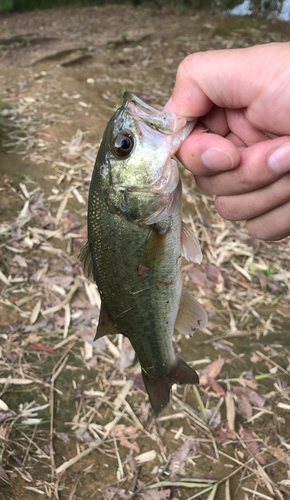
113,134,134,158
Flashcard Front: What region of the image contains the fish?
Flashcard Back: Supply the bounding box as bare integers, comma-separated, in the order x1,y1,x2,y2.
79,92,207,415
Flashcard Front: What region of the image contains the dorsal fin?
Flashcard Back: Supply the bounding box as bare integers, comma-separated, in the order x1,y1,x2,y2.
78,241,93,277
94,302,120,341
174,286,207,337
181,221,202,265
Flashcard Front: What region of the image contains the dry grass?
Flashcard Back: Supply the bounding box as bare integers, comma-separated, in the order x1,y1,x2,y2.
0,5,290,500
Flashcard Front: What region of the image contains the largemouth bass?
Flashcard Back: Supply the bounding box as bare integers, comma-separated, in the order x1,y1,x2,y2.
79,92,207,415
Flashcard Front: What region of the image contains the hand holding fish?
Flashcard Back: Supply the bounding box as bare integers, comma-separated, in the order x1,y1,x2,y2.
164,42,290,241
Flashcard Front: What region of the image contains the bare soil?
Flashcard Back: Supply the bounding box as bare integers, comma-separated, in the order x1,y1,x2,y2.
0,5,290,500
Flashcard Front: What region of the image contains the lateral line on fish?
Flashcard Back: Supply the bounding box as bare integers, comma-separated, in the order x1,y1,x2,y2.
113,306,135,320
128,285,158,295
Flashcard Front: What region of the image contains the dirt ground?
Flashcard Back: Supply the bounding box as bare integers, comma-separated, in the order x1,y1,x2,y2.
0,4,290,500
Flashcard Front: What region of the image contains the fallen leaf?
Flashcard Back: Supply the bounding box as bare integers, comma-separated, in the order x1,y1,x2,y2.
55,432,70,443
29,342,54,353
187,268,212,291
199,359,225,386
234,387,252,418
43,276,74,289
21,320,50,333
206,406,221,429
268,445,290,466
207,448,217,459
119,437,139,453
246,389,265,408
12,254,27,268
215,428,236,443
138,482,170,500
210,380,226,398
74,428,94,442
112,425,140,453
205,264,224,284
240,428,268,465
168,439,199,481
0,465,9,483
102,485,126,500
127,372,144,390
140,491,170,500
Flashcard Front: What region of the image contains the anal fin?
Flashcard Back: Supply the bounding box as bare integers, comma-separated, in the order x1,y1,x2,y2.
181,221,202,264
142,357,199,416
175,286,207,336
168,356,199,385
94,302,120,341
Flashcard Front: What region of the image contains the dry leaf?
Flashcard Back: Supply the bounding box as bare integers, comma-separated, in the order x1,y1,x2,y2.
102,485,126,500
43,276,74,289
168,439,199,481
135,450,157,465
0,465,9,483
215,428,236,443
240,428,268,465
234,387,253,418
205,264,224,284
268,445,290,466
246,389,265,408
112,425,140,453
138,481,170,500
29,342,54,353
140,491,170,500
187,268,212,292
210,379,226,398
206,406,221,429
199,359,225,385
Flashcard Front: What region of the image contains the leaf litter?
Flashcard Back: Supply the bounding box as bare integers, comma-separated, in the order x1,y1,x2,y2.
0,5,290,500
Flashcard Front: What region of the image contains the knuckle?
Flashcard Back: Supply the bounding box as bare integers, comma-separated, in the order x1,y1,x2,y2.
246,219,270,240
195,176,213,194
177,53,199,81
215,196,235,220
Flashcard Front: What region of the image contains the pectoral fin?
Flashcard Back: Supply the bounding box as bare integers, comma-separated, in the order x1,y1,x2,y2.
181,221,202,265
175,286,207,336
78,241,93,277
141,227,168,268
143,188,178,225
142,357,199,415
94,303,120,341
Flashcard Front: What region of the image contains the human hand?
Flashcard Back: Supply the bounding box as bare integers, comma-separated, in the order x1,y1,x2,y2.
164,43,290,241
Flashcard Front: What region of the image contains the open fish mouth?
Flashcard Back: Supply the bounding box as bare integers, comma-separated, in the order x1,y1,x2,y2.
122,91,196,137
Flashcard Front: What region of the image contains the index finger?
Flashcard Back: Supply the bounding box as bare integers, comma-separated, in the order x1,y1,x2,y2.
167,44,287,118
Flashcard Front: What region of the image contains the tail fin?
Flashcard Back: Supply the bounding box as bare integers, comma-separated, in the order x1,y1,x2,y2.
142,357,199,416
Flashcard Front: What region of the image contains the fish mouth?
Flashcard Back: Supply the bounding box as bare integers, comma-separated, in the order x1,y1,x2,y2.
122,91,196,137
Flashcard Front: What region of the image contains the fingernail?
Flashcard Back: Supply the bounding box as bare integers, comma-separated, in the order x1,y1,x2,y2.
268,142,290,174
201,147,234,171
163,96,172,112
